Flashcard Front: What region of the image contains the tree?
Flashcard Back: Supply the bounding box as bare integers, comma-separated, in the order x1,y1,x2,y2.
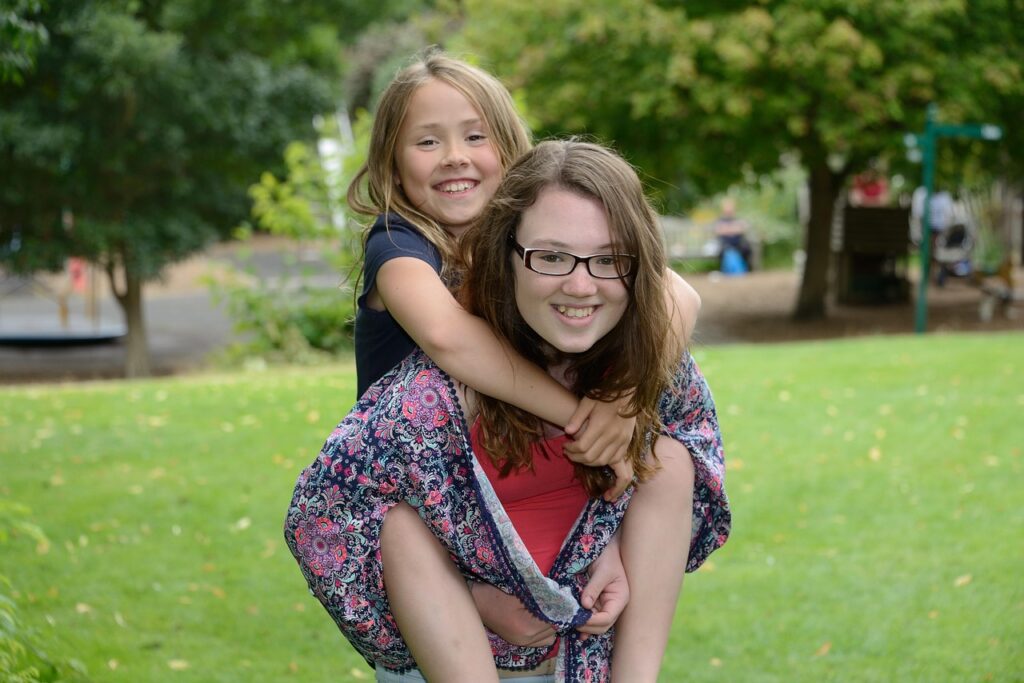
0,0,48,84
0,0,415,376
459,0,1022,319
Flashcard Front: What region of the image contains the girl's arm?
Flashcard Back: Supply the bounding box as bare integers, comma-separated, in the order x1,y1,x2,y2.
376,257,580,425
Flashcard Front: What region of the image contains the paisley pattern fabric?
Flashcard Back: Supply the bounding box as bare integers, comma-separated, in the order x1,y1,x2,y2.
284,349,730,681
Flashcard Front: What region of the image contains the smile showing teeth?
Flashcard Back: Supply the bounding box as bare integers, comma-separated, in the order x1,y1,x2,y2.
556,305,595,319
437,180,476,193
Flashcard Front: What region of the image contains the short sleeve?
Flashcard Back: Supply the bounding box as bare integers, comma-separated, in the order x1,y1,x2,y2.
359,214,442,305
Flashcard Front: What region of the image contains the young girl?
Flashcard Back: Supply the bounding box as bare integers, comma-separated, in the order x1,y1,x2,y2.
286,140,727,682
343,51,728,678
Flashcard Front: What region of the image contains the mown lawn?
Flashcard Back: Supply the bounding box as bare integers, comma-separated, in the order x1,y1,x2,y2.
1,332,1021,682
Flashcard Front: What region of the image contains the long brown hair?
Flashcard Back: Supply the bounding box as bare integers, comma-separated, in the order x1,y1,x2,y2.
347,48,531,279
460,140,679,496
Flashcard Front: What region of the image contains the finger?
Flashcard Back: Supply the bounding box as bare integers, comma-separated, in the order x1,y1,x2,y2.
580,585,598,610
568,425,597,454
565,434,615,466
603,461,634,501
577,611,614,635
565,399,595,436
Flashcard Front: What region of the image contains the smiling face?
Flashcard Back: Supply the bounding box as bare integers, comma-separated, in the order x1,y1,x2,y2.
395,79,503,238
513,187,630,355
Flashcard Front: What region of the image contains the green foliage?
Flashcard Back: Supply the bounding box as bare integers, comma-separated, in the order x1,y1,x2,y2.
0,0,48,84
248,143,336,242
0,500,87,683
215,110,373,366
461,0,1022,199
457,0,1023,315
0,0,353,373
1,334,1023,680
212,274,355,366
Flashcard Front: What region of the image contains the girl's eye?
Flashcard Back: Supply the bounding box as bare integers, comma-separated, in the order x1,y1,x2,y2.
467,133,487,143
417,139,439,148
538,252,567,264
594,256,617,266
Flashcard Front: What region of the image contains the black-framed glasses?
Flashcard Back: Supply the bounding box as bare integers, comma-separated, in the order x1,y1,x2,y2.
512,240,635,279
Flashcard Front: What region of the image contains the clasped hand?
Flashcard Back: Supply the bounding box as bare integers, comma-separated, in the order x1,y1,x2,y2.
564,396,638,500
469,535,629,646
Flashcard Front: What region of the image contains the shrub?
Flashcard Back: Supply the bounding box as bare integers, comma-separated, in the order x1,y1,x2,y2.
0,500,87,683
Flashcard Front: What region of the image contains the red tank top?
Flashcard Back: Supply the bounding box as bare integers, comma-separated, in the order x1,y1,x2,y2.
470,421,589,575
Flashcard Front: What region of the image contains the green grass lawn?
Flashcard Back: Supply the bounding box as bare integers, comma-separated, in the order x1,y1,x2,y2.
1,332,1022,682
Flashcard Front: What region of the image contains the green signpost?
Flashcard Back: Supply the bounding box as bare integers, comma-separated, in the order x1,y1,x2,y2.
904,104,1002,333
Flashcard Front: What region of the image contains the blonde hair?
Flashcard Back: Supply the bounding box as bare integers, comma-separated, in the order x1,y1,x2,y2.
347,48,532,275
460,140,679,497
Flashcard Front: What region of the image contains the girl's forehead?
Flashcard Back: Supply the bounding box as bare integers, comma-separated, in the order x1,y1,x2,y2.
406,79,484,122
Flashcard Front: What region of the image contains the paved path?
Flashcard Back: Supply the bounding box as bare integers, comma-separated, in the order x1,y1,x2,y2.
0,237,337,383
1,238,1020,384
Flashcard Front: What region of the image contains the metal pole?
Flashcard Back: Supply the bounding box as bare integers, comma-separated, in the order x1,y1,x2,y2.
914,104,938,334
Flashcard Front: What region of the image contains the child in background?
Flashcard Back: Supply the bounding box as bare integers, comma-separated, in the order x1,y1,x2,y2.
344,49,722,679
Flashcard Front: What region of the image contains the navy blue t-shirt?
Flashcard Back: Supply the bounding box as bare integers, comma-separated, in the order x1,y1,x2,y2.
355,214,442,396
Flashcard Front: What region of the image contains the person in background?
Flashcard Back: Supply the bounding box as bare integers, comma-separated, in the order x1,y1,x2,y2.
713,197,754,273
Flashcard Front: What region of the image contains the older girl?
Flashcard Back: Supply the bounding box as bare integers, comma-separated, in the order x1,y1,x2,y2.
286,141,729,681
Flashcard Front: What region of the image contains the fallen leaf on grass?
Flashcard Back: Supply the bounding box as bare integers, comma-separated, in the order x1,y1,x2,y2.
814,642,832,657
709,658,722,667
289,661,299,673
108,659,118,670
168,659,189,671
232,517,252,532
75,603,92,614
868,447,882,462
928,610,939,619
954,574,972,587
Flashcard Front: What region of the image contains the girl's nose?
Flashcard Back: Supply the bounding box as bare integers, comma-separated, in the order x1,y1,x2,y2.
561,261,598,296
442,142,469,168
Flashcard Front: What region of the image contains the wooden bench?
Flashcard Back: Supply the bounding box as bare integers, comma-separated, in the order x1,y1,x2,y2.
833,206,911,304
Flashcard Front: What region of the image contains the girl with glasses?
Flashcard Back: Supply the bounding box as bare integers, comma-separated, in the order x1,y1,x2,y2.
286,140,730,681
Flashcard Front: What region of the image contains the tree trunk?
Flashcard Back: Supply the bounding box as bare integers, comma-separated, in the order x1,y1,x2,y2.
106,258,151,378
793,162,842,320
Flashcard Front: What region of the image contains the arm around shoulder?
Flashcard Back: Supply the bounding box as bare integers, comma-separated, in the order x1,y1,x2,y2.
376,257,579,426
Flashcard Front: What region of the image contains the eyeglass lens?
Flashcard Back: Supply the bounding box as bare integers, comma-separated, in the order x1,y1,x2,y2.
527,249,632,278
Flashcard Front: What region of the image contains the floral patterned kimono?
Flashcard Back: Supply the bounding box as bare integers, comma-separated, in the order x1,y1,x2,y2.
284,349,730,682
